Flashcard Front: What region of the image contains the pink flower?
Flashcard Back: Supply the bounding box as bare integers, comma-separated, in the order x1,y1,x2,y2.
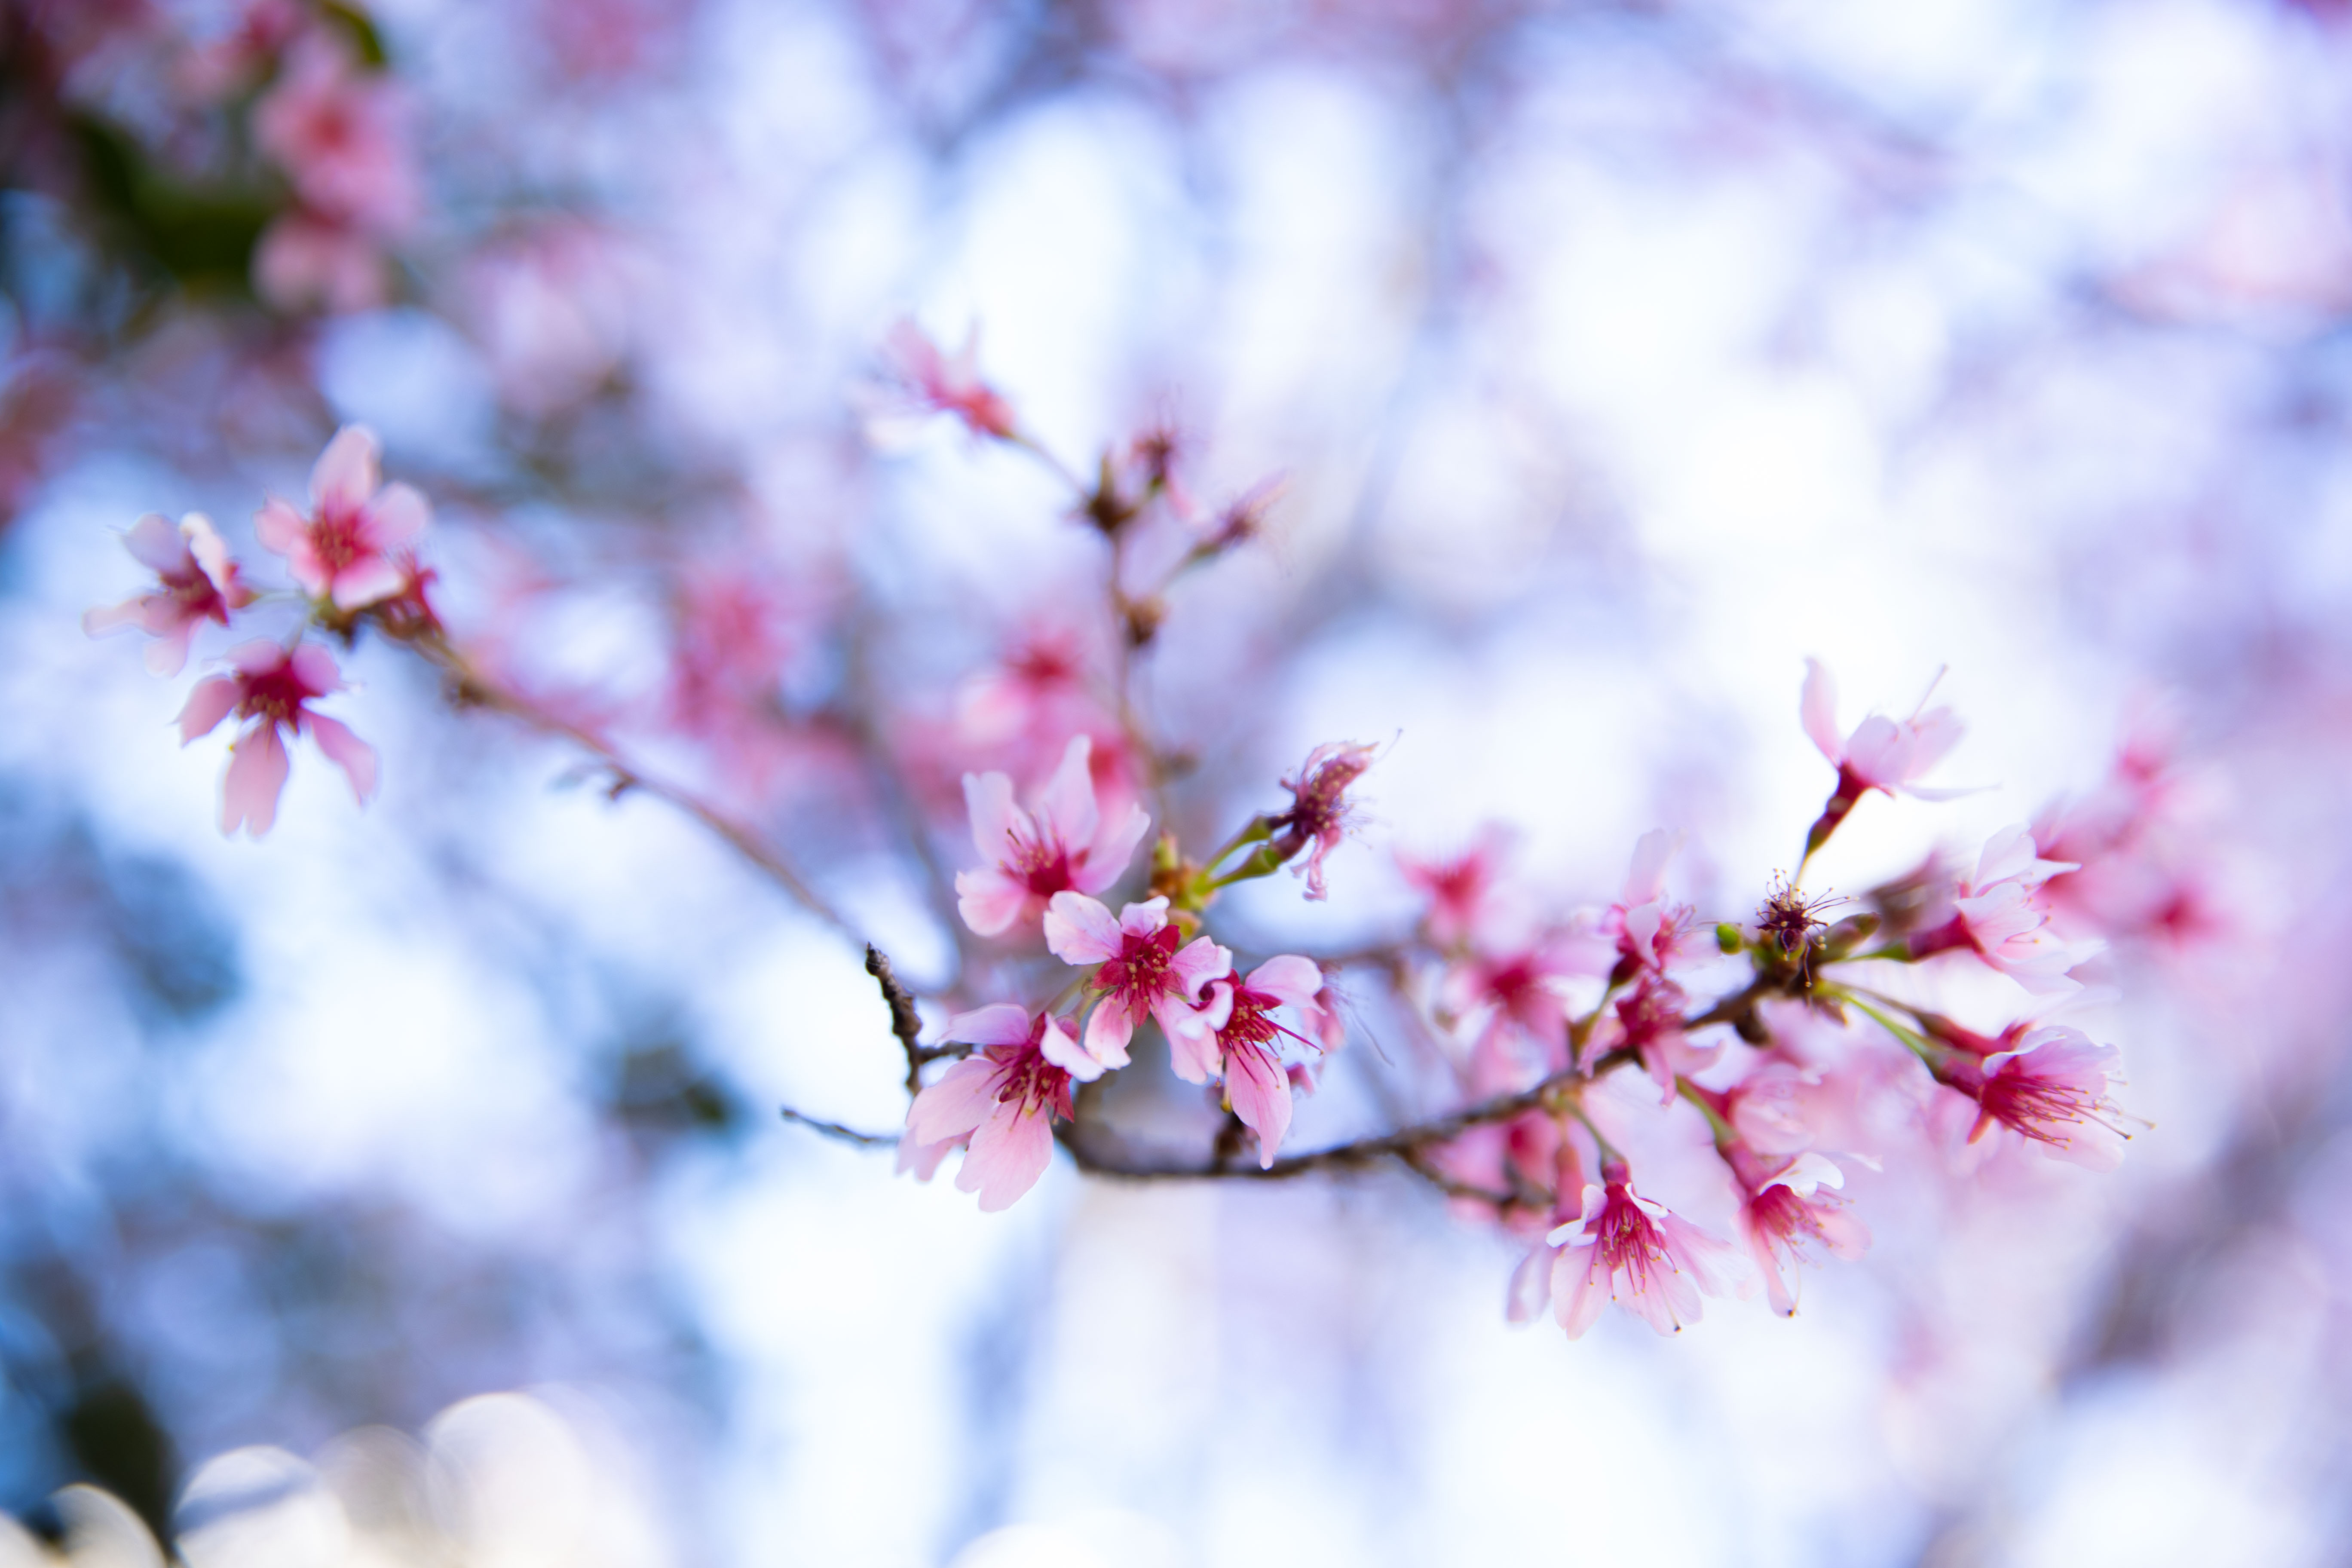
1608,829,1705,981
1731,1150,1869,1317
1799,660,1972,859
897,1005,1096,1212
1909,826,2102,994
1450,939,1580,1081
956,735,1152,937
1268,741,1375,900
1581,973,1718,1102
1531,1165,1737,1338
83,511,254,676
1936,1025,2133,1170
872,319,1019,441
1801,659,1967,797
254,426,431,611
253,211,390,315
251,35,419,234
1397,824,1513,948
178,641,377,838
1043,894,1231,1068
1170,955,1330,1169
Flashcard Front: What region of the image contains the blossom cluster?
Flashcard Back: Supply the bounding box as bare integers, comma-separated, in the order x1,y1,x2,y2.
89,327,2146,1344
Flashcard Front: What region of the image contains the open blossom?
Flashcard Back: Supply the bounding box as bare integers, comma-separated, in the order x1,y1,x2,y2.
1531,1165,1738,1338
1936,1025,2133,1170
255,426,431,611
1171,956,1330,1169
898,1006,1096,1212
1269,741,1375,900
83,512,254,676
251,35,420,234
1452,937,1580,1079
1910,825,2102,994
1801,659,1966,798
1044,894,1230,1068
1398,824,1513,948
956,735,1151,937
871,319,1018,441
1609,829,1705,980
1731,1150,1869,1316
1583,974,1718,1101
178,640,377,838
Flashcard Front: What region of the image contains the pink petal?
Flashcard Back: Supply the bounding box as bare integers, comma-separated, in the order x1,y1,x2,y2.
142,625,196,678
1038,1014,1104,1083
1032,734,1101,855
1551,1244,1609,1339
177,677,240,743
1506,1243,1556,1324
1168,935,1232,1001
229,638,289,676
1623,829,1675,906
221,724,291,837
906,1057,1002,1145
960,1102,1056,1211
1076,802,1152,894
83,598,147,639
122,512,190,573
182,514,243,601
1843,715,1903,788
329,554,407,611
254,496,306,556
940,1003,1035,1049
1164,995,1225,1084
307,714,377,804
1042,891,1121,964
288,642,344,693
309,425,381,515
896,1129,962,1182
1223,1042,1292,1168
1115,897,1171,937
962,770,1024,863
1907,706,1964,776
1244,955,1323,1015
1800,658,1843,762
954,867,1029,937
363,481,430,549
1081,995,1139,1066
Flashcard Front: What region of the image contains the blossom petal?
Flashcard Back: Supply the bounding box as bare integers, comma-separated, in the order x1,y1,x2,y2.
1224,1041,1292,1168
1168,935,1232,1001
1033,734,1100,856
1800,658,1843,762
365,481,431,548
1038,1014,1104,1082
330,554,407,611
1244,955,1323,1016
222,724,291,837
310,424,380,515
962,770,1023,863
122,512,190,573
940,1003,1035,1049
177,677,240,743
1623,829,1677,906
955,867,1029,937
307,714,378,804
1043,892,1122,964
1081,995,1138,1067
906,1057,1001,1145
1077,802,1152,894
960,1101,1056,1211
254,496,306,555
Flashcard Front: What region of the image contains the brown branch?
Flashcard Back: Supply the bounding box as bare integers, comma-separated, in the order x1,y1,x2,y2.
404,628,858,939
780,1106,898,1148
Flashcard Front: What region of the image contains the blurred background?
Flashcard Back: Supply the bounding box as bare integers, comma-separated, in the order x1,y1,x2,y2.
4,0,2352,1562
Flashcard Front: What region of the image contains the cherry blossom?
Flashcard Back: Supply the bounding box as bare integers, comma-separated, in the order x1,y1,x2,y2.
177,640,377,838
1397,824,1513,948
83,511,254,676
1269,741,1375,900
1909,825,2103,994
1170,955,1331,1168
898,1006,1094,1211
1043,894,1230,1068
254,426,432,611
1608,829,1705,981
1534,1164,1738,1338
871,319,1019,441
956,735,1152,937
1730,1150,1869,1317
1801,659,1966,798
1937,1025,2133,1170
251,35,419,235
1583,973,1718,1101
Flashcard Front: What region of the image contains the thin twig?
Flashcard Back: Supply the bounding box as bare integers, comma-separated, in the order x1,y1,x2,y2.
779,1107,898,1148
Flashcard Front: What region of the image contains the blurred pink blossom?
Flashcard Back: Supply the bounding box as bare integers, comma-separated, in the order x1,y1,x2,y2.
177,640,376,837
956,735,1151,937
83,511,254,676
254,425,430,611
